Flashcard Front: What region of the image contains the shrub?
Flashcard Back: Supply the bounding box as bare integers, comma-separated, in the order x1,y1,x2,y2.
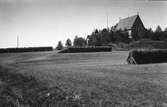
127,49,167,64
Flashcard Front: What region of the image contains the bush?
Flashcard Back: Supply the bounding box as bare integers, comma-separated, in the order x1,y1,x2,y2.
58,46,112,53
0,47,53,53
127,49,167,64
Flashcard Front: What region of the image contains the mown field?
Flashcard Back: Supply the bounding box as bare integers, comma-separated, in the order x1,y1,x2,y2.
1,51,167,107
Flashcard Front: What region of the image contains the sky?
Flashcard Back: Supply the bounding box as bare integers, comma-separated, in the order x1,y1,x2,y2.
0,0,167,48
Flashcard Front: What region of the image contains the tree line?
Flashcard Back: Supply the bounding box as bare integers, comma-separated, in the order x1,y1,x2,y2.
56,26,167,50
56,36,87,50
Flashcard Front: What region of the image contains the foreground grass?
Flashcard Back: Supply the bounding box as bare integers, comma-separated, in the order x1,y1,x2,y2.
0,51,167,107
0,65,99,107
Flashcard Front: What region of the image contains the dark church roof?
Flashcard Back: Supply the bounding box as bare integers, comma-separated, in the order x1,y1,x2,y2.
116,15,139,31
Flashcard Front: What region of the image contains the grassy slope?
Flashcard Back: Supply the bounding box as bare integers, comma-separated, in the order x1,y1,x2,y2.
128,39,167,49
112,39,167,51
0,51,167,106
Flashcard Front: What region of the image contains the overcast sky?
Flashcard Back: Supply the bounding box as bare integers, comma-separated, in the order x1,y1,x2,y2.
0,0,167,48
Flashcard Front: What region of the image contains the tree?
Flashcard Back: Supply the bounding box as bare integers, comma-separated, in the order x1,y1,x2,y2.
73,36,87,47
163,27,167,41
101,28,110,45
87,29,103,46
164,27,167,32
93,29,99,34
65,38,72,47
56,41,63,50
153,25,163,40
155,25,162,32
145,28,154,39
113,30,130,43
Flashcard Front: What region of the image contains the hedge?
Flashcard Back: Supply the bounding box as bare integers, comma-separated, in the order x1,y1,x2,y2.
0,47,53,53
127,49,167,64
58,46,112,53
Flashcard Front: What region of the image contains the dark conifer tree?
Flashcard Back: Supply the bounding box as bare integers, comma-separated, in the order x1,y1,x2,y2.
56,41,63,50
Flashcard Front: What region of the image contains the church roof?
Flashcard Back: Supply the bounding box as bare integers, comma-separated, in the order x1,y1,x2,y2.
116,15,139,31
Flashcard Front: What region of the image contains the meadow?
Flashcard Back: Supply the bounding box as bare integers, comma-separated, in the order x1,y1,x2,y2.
0,51,167,106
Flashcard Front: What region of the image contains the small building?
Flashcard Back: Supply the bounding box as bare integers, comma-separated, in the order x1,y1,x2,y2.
115,14,146,39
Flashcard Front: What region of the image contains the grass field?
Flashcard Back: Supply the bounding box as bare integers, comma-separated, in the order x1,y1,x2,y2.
0,51,167,106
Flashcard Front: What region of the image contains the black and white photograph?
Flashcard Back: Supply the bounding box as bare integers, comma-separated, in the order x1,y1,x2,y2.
0,0,167,106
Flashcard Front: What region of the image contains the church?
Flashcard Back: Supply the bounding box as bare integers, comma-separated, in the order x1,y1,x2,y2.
115,14,146,39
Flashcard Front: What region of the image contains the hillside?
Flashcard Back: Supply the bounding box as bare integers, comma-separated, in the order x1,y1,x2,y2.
0,51,167,106
128,39,167,49
111,39,167,51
